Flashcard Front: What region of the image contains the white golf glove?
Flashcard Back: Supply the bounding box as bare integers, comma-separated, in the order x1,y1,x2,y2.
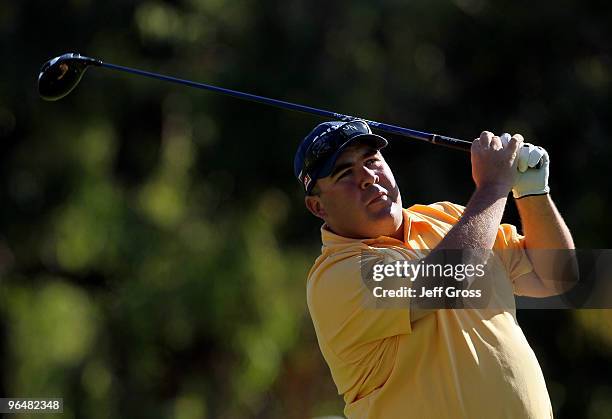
500,133,550,199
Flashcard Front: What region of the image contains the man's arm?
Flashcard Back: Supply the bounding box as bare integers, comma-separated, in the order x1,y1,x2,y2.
409,131,520,322
513,194,578,297
508,138,578,297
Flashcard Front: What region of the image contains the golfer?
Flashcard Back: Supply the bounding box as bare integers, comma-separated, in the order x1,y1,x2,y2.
294,120,576,418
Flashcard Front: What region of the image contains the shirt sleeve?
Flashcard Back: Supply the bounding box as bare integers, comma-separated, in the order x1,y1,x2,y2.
495,223,534,283
429,201,466,220
307,249,413,363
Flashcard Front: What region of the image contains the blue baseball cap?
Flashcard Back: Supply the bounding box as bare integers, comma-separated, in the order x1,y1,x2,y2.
294,120,388,194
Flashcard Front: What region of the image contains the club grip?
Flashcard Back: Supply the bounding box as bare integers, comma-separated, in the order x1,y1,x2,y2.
433,136,542,169
431,135,473,151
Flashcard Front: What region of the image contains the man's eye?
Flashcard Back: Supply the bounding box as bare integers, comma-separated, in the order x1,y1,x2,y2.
366,158,380,165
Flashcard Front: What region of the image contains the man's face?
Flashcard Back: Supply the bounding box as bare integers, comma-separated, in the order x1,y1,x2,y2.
305,142,404,240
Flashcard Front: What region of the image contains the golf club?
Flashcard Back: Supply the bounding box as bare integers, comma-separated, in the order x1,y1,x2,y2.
38,52,540,167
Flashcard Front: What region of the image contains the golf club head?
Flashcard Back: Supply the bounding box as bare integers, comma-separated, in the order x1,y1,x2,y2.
38,53,102,101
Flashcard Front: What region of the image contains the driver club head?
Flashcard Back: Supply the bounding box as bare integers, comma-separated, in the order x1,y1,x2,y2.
38,53,102,101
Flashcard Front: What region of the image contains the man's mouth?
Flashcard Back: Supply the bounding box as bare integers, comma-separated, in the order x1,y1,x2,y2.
367,192,389,206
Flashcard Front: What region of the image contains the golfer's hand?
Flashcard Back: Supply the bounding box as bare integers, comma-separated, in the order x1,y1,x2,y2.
501,133,550,199
471,131,521,194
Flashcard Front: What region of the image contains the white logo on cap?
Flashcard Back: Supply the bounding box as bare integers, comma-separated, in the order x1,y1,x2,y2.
303,174,312,190
312,124,341,143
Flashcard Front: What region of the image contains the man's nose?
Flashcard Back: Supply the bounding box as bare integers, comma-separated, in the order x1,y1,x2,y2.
359,166,379,190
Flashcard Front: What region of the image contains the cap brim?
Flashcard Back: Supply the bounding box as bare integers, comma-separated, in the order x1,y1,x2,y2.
314,133,388,180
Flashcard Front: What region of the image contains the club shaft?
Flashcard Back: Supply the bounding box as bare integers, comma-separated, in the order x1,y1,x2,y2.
100,61,472,152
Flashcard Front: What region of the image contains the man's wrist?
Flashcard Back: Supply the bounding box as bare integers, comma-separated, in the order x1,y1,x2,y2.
514,193,554,216
512,185,550,199
515,191,550,199
475,183,512,198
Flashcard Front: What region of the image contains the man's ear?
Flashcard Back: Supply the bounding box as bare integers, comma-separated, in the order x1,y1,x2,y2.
305,195,327,220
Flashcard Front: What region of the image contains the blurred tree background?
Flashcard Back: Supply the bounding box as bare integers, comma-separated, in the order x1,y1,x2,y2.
0,0,611,418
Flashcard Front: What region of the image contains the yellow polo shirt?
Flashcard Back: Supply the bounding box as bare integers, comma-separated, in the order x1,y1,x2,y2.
306,202,553,419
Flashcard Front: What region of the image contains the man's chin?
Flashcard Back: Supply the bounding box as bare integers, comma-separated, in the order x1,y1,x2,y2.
368,199,401,218
364,202,403,234
328,201,403,239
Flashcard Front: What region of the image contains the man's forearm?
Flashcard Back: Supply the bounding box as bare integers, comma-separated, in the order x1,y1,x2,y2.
409,185,509,319
516,194,574,249
437,185,508,251
414,184,508,288
516,194,577,292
